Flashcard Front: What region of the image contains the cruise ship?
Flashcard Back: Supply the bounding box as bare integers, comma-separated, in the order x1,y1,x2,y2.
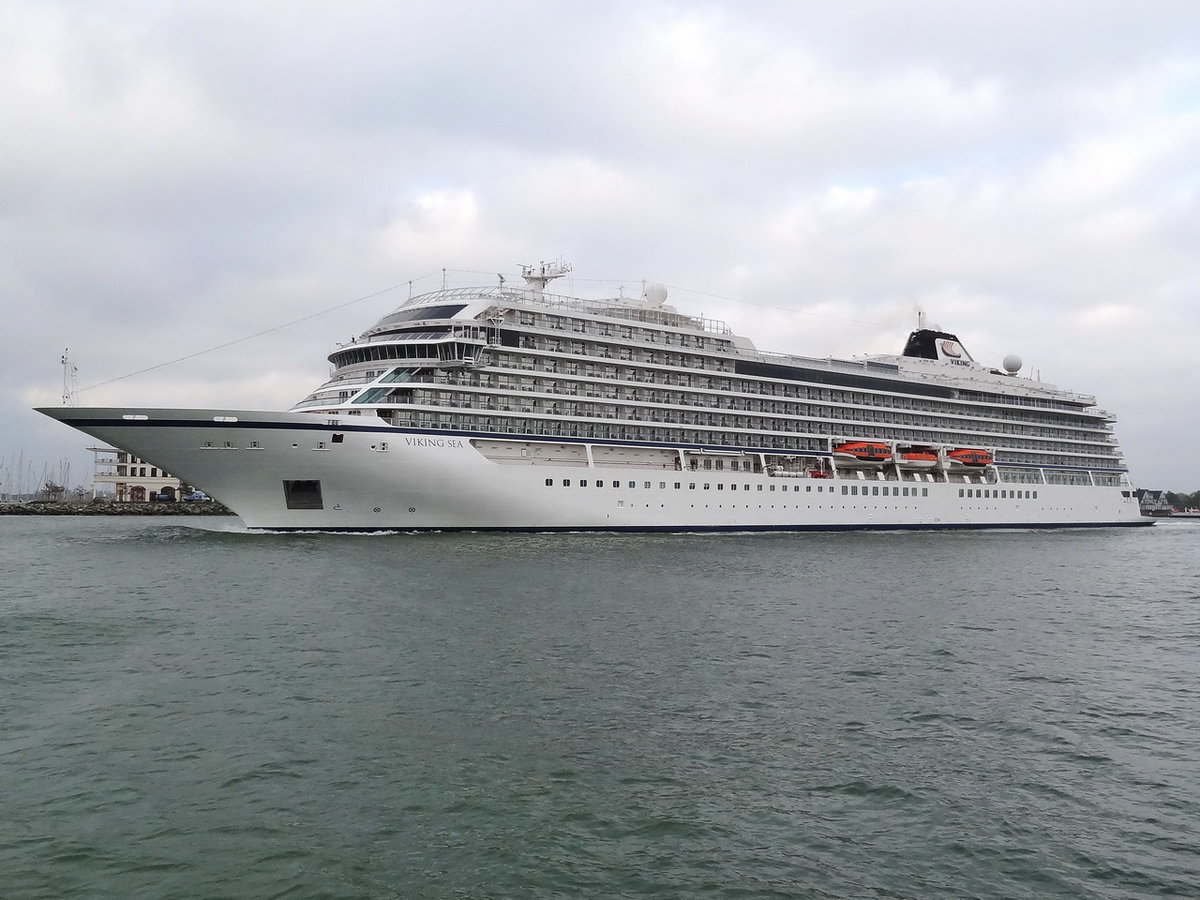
38,262,1148,531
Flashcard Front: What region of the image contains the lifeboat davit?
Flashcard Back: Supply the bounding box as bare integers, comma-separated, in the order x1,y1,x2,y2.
833,441,892,465
947,448,993,467
897,450,939,469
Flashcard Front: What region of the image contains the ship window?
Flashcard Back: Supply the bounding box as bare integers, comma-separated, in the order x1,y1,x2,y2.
842,486,849,495
580,480,587,487
596,481,604,487
545,478,553,486
902,487,909,496
630,481,637,489
689,483,695,490
376,303,467,326
562,479,571,486
1032,491,1038,499
717,484,723,491
922,488,929,497
770,485,775,491
657,482,664,489
872,486,879,496
959,489,964,497
283,480,323,510
758,485,764,491
851,486,858,495
703,483,710,490
332,433,344,443
674,483,680,489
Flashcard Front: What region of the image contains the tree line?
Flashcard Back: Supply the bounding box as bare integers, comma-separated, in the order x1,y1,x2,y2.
1163,490,1200,510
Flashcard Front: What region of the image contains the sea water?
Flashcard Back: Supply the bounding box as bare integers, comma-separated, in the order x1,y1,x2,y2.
1,517,1197,899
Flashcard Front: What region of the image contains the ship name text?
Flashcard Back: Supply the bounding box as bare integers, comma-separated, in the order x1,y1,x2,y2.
405,437,465,448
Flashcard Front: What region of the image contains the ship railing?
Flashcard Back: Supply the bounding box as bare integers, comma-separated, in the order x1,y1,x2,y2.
340,329,490,348
738,348,905,376
395,285,732,335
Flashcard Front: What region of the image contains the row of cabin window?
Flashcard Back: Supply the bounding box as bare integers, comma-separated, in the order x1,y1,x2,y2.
544,479,929,497
420,382,1101,447
399,411,1112,468
960,488,1038,499
475,352,1095,420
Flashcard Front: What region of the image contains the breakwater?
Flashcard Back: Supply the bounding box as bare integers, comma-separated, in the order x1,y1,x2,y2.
0,500,233,516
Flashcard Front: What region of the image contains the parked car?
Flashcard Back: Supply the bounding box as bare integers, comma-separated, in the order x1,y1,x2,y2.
153,491,175,501
182,491,210,502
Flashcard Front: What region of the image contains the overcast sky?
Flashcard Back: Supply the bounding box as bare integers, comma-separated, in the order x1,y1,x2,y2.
4,0,1198,492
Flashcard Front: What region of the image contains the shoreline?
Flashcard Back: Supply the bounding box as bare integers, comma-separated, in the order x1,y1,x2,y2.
0,500,235,517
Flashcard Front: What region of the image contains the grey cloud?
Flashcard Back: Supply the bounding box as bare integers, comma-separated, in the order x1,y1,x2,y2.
2,0,1198,489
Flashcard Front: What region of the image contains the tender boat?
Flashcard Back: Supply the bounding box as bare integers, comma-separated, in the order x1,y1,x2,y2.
833,441,893,465
947,448,994,468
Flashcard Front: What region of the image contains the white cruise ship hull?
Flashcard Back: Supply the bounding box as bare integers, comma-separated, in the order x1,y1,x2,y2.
38,407,1149,531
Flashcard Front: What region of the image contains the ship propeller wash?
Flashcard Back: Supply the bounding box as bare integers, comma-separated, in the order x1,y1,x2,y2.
38,263,1148,531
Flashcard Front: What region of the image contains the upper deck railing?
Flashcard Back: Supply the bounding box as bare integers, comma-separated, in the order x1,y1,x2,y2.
393,286,732,336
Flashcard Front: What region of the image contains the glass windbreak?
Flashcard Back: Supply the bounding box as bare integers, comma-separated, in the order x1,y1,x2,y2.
381,367,419,383
352,388,394,404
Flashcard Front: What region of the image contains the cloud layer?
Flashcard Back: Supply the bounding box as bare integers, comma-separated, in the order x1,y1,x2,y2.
4,0,1198,490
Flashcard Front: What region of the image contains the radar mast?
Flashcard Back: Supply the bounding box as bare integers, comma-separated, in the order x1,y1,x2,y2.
520,260,571,296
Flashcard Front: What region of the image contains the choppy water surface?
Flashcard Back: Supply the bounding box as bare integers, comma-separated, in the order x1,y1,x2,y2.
1,517,1198,899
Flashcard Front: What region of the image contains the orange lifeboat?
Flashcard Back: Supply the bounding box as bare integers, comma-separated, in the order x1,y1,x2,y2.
947,448,993,467
898,450,939,469
833,441,892,464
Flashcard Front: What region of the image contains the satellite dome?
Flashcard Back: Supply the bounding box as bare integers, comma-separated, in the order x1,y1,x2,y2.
644,283,668,307
1002,354,1023,375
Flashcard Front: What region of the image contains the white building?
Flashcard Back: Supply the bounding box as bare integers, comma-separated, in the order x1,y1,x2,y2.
89,446,184,501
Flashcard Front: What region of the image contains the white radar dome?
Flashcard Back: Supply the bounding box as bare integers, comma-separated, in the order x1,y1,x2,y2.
644,283,668,307
1002,354,1023,375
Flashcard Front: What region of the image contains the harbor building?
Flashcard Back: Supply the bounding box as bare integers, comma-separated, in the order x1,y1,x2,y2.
89,446,183,501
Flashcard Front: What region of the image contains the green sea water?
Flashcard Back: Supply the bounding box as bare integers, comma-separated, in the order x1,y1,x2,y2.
2,518,1198,898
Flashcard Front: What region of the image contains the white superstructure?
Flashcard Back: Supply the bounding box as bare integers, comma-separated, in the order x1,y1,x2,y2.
38,266,1148,531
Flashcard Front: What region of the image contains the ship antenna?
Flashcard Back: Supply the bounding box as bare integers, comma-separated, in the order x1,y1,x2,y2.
519,260,572,296
60,348,78,407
